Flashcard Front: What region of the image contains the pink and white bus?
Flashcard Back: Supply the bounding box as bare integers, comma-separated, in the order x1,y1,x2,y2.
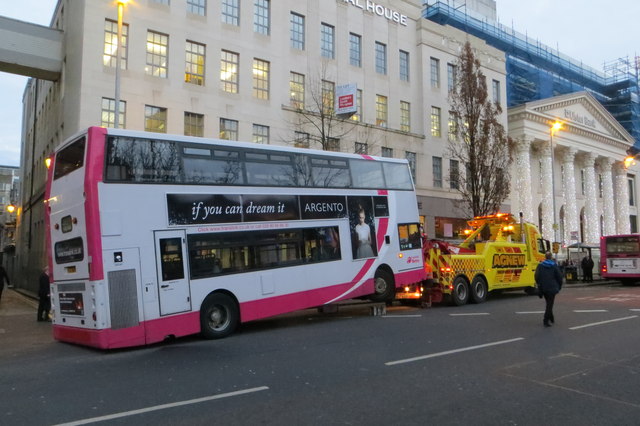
45,127,425,349
600,234,640,285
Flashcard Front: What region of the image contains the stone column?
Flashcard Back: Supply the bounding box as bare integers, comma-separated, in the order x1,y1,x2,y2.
599,157,616,236
539,143,554,241
513,138,534,222
614,161,631,233
560,147,579,245
582,152,599,244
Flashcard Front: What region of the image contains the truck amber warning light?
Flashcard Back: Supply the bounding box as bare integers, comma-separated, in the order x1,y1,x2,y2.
491,253,526,268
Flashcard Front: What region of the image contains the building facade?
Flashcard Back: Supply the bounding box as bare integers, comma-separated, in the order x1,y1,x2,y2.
14,0,509,290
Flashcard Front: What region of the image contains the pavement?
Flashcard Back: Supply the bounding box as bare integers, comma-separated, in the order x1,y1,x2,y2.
0,279,621,354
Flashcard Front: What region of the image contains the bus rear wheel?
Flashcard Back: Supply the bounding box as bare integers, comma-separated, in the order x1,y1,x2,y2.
200,293,239,339
451,276,470,306
370,269,395,303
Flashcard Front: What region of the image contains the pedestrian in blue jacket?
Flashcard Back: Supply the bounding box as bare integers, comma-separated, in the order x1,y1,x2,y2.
534,251,563,327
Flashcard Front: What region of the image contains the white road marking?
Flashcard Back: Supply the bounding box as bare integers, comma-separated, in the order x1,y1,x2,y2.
573,309,608,313
569,315,638,330
630,309,640,312
53,386,270,426
449,313,490,316
516,311,544,314
382,314,423,318
385,337,524,366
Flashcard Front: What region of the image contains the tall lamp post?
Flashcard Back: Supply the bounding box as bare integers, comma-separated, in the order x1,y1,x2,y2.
114,0,128,129
550,121,562,252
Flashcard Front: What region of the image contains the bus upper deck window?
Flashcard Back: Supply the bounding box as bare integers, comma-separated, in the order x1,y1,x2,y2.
54,137,86,180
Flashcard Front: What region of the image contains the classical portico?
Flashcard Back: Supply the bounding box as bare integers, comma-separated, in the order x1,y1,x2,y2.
508,92,638,246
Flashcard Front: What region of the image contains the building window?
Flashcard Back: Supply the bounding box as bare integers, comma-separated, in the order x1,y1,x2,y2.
375,42,387,75
220,118,238,140
101,97,126,128
103,19,128,68
349,33,361,67
187,0,206,15
406,151,416,181
145,105,167,133
598,174,603,198
350,89,362,123
253,58,270,99
433,156,442,188
295,131,309,148
381,147,393,158
184,112,204,137
581,169,585,195
321,23,335,59
355,142,368,154
290,72,305,109
631,215,638,233
448,112,457,141
399,50,409,81
492,79,501,105
629,176,636,206
221,0,240,25
431,106,441,137
290,13,305,50
447,63,456,92
254,0,270,35
253,124,269,144
322,80,334,114
400,101,410,132
326,138,340,152
430,57,440,88
376,95,387,127
220,50,239,93
145,31,168,78
450,159,459,189
185,41,205,85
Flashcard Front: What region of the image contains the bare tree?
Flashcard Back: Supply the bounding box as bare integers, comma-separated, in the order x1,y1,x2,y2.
448,42,513,217
286,62,360,152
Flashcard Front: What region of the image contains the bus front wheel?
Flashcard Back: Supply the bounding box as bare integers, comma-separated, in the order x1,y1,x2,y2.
370,269,395,303
200,293,239,339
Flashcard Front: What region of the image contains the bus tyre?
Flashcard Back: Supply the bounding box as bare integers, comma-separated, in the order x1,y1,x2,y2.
451,276,470,306
200,293,239,339
370,269,395,303
470,275,488,304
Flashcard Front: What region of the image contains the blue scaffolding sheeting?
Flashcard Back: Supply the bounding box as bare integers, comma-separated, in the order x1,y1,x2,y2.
424,2,640,146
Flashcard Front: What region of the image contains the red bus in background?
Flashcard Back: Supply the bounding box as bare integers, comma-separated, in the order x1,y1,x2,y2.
600,234,640,285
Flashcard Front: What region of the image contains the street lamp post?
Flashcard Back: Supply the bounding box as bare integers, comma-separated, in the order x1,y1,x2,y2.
114,0,128,129
550,121,562,252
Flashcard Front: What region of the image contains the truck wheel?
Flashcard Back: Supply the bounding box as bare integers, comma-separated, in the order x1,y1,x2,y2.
370,269,395,303
470,275,488,304
200,293,239,339
451,276,469,306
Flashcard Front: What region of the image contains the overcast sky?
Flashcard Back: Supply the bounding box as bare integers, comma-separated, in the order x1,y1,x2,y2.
0,0,638,167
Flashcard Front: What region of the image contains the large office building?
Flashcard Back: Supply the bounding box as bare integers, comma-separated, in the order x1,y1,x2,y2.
11,0,638,288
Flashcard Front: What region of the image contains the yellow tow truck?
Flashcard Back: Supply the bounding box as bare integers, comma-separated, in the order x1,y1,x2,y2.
397,213,550,305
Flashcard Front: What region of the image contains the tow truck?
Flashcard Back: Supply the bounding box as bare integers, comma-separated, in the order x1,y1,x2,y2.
397,213,550,306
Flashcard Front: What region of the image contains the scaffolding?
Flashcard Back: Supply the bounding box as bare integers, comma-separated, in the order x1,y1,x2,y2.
423,1,640,145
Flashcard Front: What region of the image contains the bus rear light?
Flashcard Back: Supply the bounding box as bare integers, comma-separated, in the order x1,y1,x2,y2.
404,286,410,292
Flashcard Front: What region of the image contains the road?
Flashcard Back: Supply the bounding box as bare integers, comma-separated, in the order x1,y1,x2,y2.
1,284,639,425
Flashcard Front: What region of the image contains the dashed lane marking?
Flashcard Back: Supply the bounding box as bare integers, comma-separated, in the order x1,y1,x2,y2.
53,386,270,426
382,314,423,318
573,309,608,313
385,337,524,366
449,313,490,316
569,315,638,330
516,311,544,314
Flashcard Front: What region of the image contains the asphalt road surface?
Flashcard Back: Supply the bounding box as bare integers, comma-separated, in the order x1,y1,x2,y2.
1,284,639,425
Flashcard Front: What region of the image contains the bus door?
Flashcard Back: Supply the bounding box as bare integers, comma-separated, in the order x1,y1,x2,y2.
154,230,192,316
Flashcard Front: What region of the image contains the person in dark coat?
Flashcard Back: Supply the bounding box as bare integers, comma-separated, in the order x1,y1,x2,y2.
37,268,51,322
582,255,594,282
535,252,563,327
0,265,10,302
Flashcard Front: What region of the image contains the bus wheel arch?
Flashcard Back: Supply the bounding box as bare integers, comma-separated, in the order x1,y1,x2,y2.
370,265,395,303
200,291,240,339
450,275,470,306
470,274,488,304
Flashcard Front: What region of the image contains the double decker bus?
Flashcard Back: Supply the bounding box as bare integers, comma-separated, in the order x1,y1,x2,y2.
600,234,640,285
45,127,425,349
